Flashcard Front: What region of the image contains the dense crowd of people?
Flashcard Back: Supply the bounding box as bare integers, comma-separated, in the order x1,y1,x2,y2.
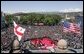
1,25,83,51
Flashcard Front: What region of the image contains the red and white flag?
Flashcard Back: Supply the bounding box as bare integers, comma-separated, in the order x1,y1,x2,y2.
69,23,81,34
13,21,25,41
63,21,81,34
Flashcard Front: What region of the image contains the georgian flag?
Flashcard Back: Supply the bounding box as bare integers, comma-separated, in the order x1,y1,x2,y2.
13,21,25,41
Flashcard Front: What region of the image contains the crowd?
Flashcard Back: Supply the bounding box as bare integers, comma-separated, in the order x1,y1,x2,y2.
1,25,83,51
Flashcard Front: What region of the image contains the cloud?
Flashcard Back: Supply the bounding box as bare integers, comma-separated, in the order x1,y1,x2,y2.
2,10,47,14
2,11,19,14
2,8,83,14
60,8,83,12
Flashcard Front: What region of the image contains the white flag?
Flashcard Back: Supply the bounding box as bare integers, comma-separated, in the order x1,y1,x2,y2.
13,21,25,41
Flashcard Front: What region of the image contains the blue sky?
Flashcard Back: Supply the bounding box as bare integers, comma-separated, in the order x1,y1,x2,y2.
1,1,83,13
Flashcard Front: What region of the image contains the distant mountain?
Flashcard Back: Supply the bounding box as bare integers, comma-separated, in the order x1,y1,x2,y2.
9,11,83,17
11,12,29,16
35,11,83,17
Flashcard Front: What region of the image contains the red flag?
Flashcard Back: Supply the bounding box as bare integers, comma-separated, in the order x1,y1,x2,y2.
13,21,25,41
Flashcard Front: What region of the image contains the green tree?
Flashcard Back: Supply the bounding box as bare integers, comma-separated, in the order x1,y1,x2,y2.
17,13,63,26
5,15,14,26
53,15,63,25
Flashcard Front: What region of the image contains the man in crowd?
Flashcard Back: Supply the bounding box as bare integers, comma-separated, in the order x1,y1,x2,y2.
11,36,78,53
55,39,77,53
10,36,31,53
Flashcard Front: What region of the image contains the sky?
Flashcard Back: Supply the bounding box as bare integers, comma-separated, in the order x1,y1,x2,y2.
1,1,83,14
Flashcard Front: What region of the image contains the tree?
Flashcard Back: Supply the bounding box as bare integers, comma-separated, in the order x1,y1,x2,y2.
15,13,63,26
20,15,28,25
43,15,52,25
5,15,14,26
53,15,63,25
1,15,6,28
